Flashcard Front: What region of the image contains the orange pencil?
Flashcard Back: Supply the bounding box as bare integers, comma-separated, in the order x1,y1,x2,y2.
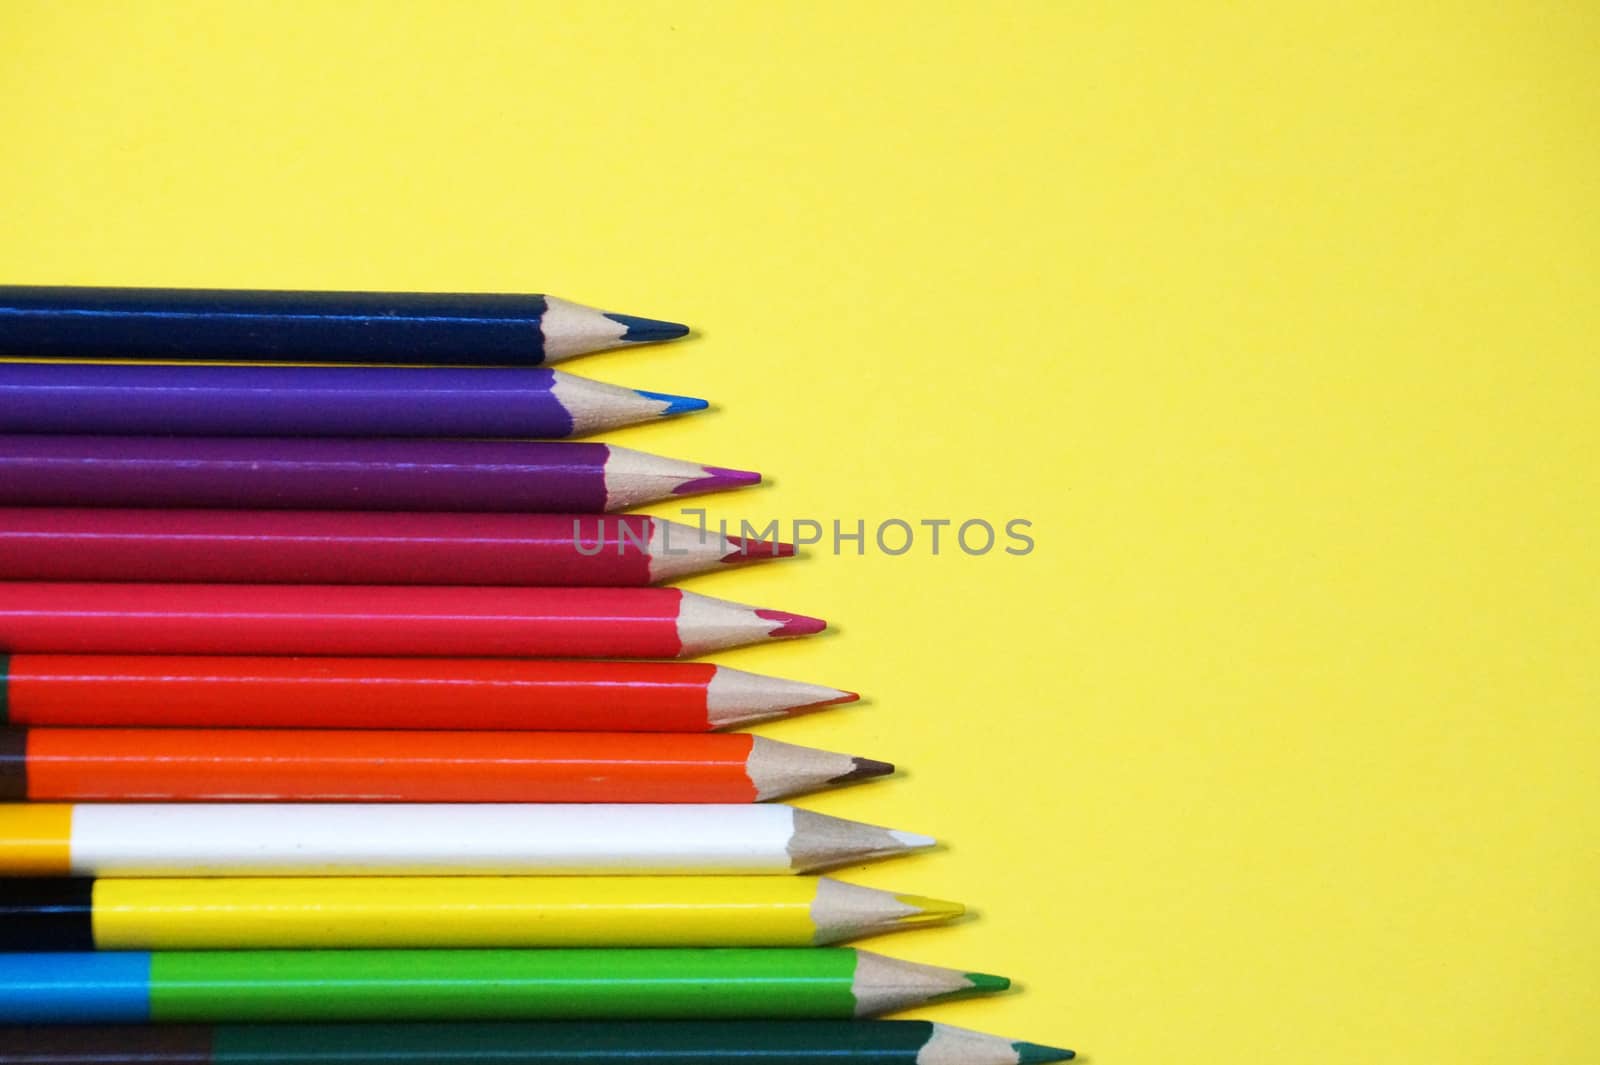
0,728,892,804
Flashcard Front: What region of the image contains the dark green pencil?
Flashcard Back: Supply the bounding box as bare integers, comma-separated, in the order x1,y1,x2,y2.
0,1021,1075,1064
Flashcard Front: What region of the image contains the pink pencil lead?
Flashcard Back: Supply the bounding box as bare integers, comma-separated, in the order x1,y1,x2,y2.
757,608,828,638
723,536,798,562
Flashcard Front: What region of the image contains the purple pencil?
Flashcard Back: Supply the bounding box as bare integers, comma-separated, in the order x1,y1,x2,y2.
0,436,760,512
0,363,708,438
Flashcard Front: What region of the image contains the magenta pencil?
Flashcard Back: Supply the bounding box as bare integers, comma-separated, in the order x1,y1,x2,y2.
0,510,794,585
0,437,758,512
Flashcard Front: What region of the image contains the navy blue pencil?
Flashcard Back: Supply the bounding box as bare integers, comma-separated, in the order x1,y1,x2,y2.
0,286,689,366
0,364,707,438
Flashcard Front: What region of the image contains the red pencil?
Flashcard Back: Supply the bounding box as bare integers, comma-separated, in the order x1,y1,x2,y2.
0,584,826,658
0,728,893,804
0,509,795,586
0,656,857,731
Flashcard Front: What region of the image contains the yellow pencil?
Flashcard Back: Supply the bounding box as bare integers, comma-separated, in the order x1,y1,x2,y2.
1,876,966,951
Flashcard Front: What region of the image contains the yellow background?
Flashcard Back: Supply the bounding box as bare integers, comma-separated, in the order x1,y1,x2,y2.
2,3,1597,1060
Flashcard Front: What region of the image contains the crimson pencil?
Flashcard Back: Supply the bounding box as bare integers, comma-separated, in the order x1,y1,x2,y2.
0,510,794,586
0,729,893,803
0,437,758,512
0,657,856,731
0,585,826,658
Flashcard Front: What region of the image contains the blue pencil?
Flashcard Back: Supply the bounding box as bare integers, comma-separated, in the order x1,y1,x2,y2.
0,363,707,438
0,286,689,366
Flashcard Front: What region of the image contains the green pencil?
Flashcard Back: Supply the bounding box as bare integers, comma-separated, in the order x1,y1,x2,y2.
0,1021,1075,1064
0,949,1011,1023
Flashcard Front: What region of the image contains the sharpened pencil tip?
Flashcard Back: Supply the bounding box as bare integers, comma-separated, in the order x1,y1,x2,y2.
635,389,709,416
966,972,1012,993
673,465,762,497
833,756,895,784
890,829,939,851
1016,1043,1076,1063
756,608,827,637
704,465,762,487
895,892,967,923
605,312,691,343
724,535,798,562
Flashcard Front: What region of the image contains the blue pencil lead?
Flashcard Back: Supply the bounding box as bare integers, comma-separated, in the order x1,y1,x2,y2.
635,389,710,416
604,311,692,343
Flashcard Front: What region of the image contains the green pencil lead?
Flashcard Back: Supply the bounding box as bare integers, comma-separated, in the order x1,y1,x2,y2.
1016,1041,1077,1063
924,969,1012,1004
965,971,1013,993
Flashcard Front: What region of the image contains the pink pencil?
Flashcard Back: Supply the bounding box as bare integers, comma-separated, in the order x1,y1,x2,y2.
0,509,794,586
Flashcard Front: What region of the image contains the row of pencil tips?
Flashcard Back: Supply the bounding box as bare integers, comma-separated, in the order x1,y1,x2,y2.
0,284,1073,1061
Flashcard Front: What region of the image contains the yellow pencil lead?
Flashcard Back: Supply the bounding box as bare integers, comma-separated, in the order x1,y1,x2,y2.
895,892,968,923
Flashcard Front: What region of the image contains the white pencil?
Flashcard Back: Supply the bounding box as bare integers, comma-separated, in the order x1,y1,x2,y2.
0,804,938,877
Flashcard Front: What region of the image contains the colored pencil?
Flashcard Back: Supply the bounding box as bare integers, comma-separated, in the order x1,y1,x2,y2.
0,876,962,950
0,1022,1074,1064
0,803,936,876
0,656,856,732
0,948,1009,1023
0,286,689,365
0,585,826,658
0,729,892,804
0,437,758,512
0,510,793,585
0,364,709,438
0,434,758,511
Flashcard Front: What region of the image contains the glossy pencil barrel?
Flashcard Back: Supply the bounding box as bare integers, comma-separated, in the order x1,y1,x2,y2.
0,286,688,365
0,365,702,438
0,876,958,950
0,949,1003,1022
0,437,755,512
0,656,851,732
0,511,782,585
0,1021,1073,1064
0,585,823,658
0,728,884,803
0,803,936,876
0,656,849,731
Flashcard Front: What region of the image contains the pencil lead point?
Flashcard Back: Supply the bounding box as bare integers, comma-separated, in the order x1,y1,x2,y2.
896,892,967,923
725,536,798,561
605,312,691,343
1017,1043,1077,1063
673,465,761,497
833,756,895,784
756,608,827,637
635,389,709,416
890,829,938,851
963,972,1012,994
